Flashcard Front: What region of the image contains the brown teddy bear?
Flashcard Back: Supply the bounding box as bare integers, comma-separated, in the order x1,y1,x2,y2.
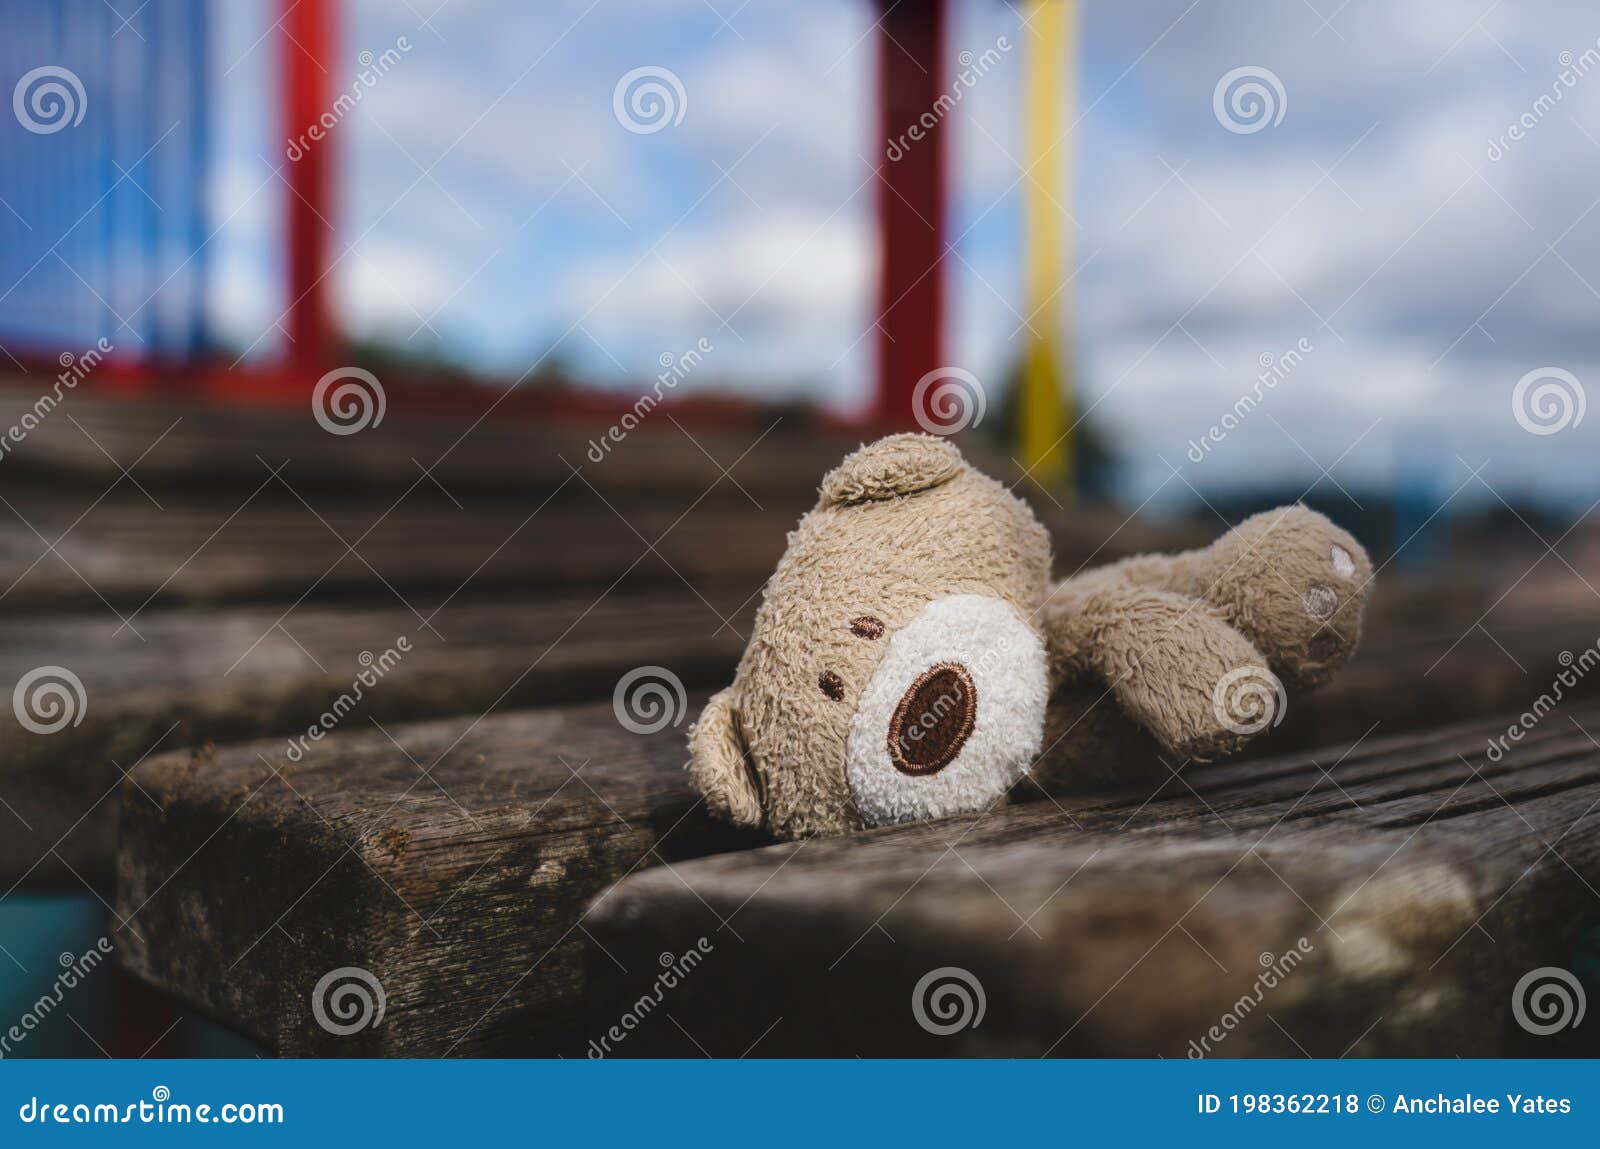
689,433,1371,839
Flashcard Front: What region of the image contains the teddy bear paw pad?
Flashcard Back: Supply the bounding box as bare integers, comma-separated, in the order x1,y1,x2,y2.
1303,584,1340,620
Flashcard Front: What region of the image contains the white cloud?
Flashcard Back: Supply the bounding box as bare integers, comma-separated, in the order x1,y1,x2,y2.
196,0,1600,505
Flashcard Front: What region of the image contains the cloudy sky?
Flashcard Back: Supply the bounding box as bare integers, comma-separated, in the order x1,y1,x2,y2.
207,0,1600,508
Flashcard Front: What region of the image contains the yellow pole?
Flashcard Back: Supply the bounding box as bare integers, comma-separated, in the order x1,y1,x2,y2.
1020,0,1074,494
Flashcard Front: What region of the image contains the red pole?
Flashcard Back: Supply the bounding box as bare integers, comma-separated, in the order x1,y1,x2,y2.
282,0,336,373
874,0,947,429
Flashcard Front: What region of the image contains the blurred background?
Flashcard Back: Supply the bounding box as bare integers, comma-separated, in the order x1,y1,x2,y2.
0,0,1598,1056
10,0,1600,506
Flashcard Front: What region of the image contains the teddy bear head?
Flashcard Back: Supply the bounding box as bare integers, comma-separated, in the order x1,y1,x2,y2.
688,433,1053,839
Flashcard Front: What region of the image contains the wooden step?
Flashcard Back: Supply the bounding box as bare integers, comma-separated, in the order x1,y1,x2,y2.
1,587,754,887
0,482,1222,616
112,700,762,1056
0,387,852,500
1,469,1252,899
0,491,800,612
109,613,1600,1056
0,497,1220,889
583,701,1600,1057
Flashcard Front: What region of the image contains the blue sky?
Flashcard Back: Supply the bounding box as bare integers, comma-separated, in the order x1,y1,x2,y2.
206,0,1600,508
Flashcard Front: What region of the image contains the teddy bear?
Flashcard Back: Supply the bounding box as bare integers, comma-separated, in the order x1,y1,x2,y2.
688,433,1371,839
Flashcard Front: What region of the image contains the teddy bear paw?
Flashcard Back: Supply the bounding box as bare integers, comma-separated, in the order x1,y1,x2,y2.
1207,505,1372,690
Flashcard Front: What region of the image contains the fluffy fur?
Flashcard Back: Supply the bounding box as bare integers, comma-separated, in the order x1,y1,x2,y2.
688,433,1372,838
845,594,1048,826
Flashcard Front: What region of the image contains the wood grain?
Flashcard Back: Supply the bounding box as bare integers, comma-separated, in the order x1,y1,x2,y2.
19,594,1576,893
584,702,1600,1057
1,588,754,887
113,701,765,1056
110,617,1600,1056
0,388,851,500
0,483,1223,617
0,495,1219,888
0,491,800,611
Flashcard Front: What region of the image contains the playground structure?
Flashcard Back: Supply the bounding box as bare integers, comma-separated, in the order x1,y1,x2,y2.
5,0,1597,1063
0,0,1079,481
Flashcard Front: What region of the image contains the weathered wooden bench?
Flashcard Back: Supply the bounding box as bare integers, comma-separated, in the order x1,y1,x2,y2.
0,389,849,501
584,700,1600,1058
0,487,1226,618
21,391,1597,1056
112,611,1600,1056
114,701,757,1055
0,588,753,887
0,446,1218,889
0,491,808,610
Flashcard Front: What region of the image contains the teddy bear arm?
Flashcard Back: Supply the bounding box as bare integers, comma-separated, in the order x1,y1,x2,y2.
1079,550,1203,595
1067,507,1372,692
1039,564,1194,678
1173,505,1371,689
1042,574,1267,763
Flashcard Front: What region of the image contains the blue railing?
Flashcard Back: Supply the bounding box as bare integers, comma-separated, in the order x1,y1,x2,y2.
0,0,209,360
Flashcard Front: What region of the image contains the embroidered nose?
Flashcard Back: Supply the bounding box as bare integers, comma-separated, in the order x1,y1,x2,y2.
887,662,976,777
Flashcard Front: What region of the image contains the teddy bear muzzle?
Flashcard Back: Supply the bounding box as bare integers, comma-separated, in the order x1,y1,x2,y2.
886,662,977,776
844,594,1049,827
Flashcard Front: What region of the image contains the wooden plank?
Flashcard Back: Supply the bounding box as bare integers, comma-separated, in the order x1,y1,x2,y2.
19,590,1570,890
107,611,1600,1055
0,485,1216,888
0,483,1218,614
583,702,1600,1057
0,388,856,500
1247,607,1600,756
0,491,799,611
1,587,753,887
113,701,762,1056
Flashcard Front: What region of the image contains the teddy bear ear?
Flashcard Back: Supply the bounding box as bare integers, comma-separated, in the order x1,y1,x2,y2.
817,433,965,508
687,688,763,828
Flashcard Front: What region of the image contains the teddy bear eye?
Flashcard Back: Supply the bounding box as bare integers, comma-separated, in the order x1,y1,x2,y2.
850,616,885,639
819,671,845,701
